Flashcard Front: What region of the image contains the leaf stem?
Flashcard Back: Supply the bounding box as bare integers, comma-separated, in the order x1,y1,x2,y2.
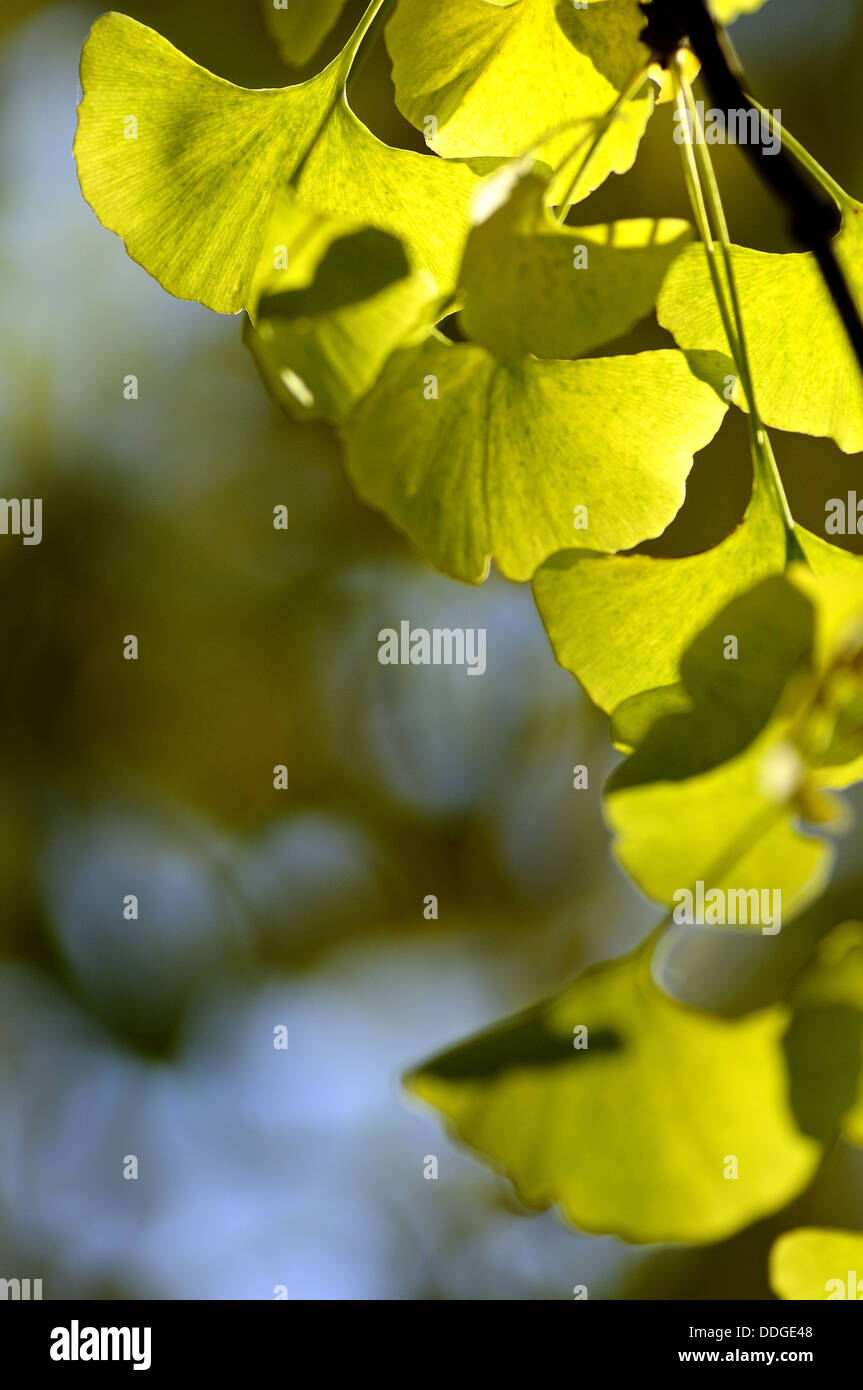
345,0,396,86
553,66,650,223
648,0,863,380
673,58,802,558
744,98,848,212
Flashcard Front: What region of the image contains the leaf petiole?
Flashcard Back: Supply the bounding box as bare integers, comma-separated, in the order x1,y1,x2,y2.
553,66,651,223
673,58,802,559
745,97,848,214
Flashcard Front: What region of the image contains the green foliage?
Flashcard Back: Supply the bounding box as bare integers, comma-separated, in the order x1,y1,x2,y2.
460,174,693,359
245,209,442,422
786,922,863,1147
770,1228,863,1300
606,567,863,923
74,8,476,314
343,343,727,581
259,0,351,67
658,206,863,453
408,940,822,1244
710,0,771,19
534,456,787,713
385,0,654,202
73,0,863,1282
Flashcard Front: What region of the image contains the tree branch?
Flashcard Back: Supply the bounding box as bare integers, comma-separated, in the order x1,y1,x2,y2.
640,0,863,379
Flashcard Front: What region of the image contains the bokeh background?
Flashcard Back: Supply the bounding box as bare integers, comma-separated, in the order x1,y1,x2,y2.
1,0,863,1300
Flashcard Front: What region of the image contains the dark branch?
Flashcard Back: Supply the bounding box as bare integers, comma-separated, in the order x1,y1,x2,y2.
640,0,863,380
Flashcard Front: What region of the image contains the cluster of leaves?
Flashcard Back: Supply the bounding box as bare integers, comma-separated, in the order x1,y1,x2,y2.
73,0,863,1294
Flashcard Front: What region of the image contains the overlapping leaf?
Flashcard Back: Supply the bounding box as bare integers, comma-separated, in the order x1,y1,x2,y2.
340,165,722,583
260,0,350,66
534,455,787,714
460,174,692,358
342,341,727,582
605,568,863,923
710,0,771,20
74,7,477,315
785,922,863,1148
658,206,863,452
408,939,821,1244
385,0,654,202
770,1228,863,1300
244,199,442,422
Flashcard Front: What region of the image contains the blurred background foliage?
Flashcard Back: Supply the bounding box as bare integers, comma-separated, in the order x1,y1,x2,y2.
0,0,862,1299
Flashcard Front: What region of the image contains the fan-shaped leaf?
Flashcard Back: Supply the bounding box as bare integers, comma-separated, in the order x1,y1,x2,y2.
786,922,863,1148
657,210,863,452
534,455,788,713
244,204,441,422
408,942,821,1243
460,173,692,358
606,568,863,923
74,9,477,314
342,341,728,582
385,0,654,202
770,1228,863,1300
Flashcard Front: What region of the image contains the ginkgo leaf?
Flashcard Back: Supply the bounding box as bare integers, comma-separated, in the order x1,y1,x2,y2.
460,173,692,359
770,1228,863,1301
341,341,728,582
74,7,477,315
657,208,863,452
606,568,863,923
408,941,822,1244
785,922,863,1149
245,212,441,422
533,454,788,714
260,0,350,66
385,0,654,203
710,0,771,21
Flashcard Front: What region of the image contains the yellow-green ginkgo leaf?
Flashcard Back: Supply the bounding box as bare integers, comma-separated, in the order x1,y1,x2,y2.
260,0,350,66
784,923,863,1149
710,0,771,21
606,568,863,923
74,7,477,314
533,452,788,714
770,1228,863,1301
408,941,822,1243
385,0,654,203
245,208,441,422
604,524,863,751
460,172,692,358
657,207,863,452
341,341,728,582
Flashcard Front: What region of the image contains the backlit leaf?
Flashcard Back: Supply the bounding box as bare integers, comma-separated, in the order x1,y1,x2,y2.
460,173,692,359
710,0,771,21
74,8,477,314
385,0,654,202
770,1228,863,1301
606,568,863,923
408,941,821,1243
260,0,350,66
533,455,788,714
657,209,863,452
342,342,728,582
244,203,441,422
784,922,863,1149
